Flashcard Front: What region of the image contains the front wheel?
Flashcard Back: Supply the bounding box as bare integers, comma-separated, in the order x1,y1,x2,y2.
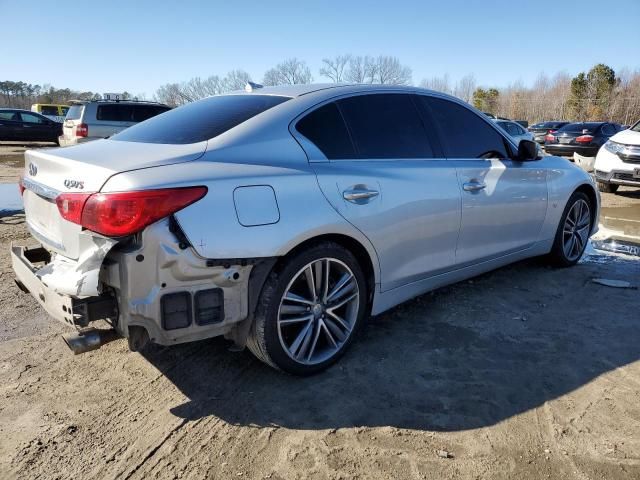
548,192,593,267
247,242,367,375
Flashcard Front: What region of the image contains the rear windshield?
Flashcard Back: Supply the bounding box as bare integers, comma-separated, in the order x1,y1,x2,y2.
112,95,291,144
543,121,566,129
558,123,600,134
65,105,84,120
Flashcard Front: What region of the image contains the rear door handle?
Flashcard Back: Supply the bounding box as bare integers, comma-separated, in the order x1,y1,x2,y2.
462,181,486,192
343,187,379,203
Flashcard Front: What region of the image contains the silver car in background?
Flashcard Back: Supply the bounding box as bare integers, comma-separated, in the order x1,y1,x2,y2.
59,99,170,146
12,84,599,375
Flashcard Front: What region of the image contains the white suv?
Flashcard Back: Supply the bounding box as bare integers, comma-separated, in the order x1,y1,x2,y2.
59,99,170,147
594,121,640,193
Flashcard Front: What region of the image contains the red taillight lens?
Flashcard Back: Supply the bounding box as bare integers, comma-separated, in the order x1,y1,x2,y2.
549,130,557,134
575,135,594,144
56,192,92,224
56,187,207,237
76,123,88,137
545,134,556,142
18,176,25,195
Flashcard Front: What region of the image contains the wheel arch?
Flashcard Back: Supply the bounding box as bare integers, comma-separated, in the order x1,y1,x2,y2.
573,183,599,234
279,233,377,308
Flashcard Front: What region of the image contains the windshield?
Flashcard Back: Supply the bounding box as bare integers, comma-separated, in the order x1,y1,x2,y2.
631,120,640,133
112,95,290,144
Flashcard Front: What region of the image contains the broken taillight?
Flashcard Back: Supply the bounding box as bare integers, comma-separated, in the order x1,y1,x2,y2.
56,187,207,237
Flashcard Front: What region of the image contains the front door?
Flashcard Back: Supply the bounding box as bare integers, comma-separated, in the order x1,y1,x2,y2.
421,96,548,265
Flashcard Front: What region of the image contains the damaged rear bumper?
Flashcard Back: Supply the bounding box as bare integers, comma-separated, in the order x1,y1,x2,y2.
11,245,117,328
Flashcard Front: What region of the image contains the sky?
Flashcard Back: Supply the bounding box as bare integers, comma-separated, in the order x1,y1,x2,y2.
2,0,639,98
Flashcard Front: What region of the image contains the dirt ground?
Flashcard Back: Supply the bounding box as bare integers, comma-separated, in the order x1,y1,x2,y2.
0,144,639,479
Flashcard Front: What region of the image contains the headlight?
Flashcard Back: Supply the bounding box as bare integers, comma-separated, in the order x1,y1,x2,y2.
604,140,623,154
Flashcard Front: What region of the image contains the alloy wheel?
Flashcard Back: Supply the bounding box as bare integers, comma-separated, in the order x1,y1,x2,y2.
277,258,360,365
562,199,591,262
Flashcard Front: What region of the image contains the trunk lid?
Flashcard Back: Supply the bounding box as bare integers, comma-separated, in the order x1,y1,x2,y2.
22,139,207,259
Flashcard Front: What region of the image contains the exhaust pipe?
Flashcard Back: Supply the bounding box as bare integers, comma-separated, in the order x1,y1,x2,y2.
62,328,119,355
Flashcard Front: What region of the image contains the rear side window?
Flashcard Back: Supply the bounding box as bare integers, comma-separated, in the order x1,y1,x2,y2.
296,102,356,159
112,95,290,144
65,105,84,120
0,111,18,121
131,105,171,122
421,97,508,158
97,104,134,122
337,94,434,158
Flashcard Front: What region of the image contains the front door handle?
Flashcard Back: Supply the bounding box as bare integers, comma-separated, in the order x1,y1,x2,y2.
343,187,379,203
462,181,486,192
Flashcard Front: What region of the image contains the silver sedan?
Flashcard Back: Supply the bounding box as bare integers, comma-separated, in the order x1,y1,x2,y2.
12,84,599,375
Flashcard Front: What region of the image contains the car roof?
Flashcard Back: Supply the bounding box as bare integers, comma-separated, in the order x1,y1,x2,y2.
234,83,448,99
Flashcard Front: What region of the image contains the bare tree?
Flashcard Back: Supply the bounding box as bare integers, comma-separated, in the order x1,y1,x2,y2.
263,58,313,85
453,74,476,103
420,74,452,94
373,56,412,85
344,55,377,84
319,55,352,83
223,69,252,91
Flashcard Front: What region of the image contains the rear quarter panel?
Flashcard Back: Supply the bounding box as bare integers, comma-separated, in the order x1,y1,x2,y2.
101,144,381,285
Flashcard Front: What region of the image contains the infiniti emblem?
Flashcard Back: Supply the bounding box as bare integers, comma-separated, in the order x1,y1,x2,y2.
28,162,38,176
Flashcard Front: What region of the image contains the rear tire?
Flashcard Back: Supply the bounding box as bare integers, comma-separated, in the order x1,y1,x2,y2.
247,242,368,375
597,181,618,194
548,191,593,267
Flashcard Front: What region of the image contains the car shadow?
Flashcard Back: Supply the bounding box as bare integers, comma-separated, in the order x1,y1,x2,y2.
141,257,639,432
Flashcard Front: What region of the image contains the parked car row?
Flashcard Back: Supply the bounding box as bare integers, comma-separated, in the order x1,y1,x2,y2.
543,122,624,158
0,97,170,145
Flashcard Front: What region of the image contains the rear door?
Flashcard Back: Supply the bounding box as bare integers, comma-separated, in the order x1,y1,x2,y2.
296,93,461,291
421,96,548,265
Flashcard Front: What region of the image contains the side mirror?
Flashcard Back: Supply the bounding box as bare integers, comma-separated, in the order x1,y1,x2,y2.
516,139,539,161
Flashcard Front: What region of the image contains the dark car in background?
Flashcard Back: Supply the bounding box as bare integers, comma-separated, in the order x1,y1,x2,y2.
544,122,622,157
529,121,569,144
0,108,63,144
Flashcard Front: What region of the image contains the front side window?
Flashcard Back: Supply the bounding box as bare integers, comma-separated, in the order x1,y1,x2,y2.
336,94,434,158
421,97,509,158
296,102,356,159
112,95,290,144
20,112,45,124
